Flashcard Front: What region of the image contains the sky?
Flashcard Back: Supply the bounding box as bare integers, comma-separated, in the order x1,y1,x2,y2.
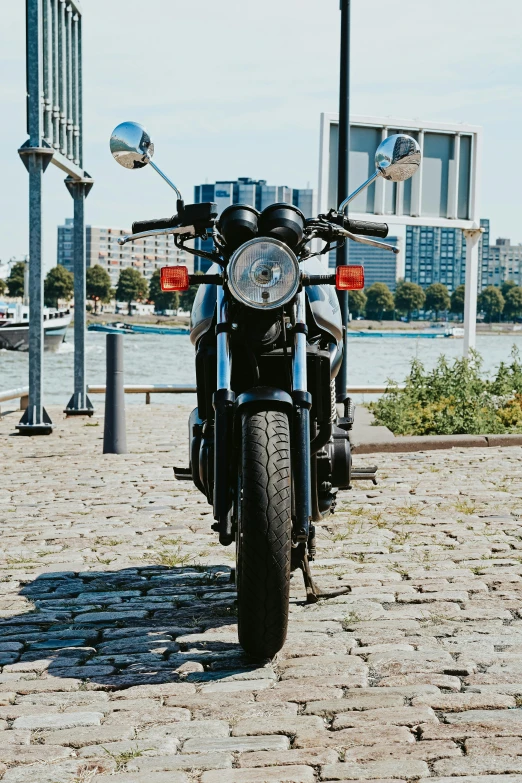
1,0,521,271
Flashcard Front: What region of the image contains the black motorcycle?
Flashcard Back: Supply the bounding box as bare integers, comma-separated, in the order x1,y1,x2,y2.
110,122,421,658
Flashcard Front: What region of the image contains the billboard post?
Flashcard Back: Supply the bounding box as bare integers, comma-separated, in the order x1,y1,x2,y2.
463,228,483,356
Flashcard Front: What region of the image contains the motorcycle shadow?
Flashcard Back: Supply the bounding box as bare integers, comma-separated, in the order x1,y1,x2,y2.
5,565,267,688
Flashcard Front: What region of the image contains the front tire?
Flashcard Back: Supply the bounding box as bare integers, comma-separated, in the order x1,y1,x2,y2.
237,409,292,659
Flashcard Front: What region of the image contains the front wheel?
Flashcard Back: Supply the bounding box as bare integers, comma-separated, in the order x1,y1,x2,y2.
236,409,292,659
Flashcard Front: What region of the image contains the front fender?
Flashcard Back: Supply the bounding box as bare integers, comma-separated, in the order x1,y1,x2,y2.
235,386,293,418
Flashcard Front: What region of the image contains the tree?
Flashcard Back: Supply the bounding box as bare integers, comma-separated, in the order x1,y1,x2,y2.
6,261,26,298
424,283,450,320
349,289,367,318
86,265,113,313
149,269,179,313
504,286,522,321
116,267,148,314
502,279,517,298
450,285,465,319
365,282,394,321
394,281,426,321
0,278,6,297
478,285,504,323
44,265,74,308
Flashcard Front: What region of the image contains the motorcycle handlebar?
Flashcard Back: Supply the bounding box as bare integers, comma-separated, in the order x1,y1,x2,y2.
131,216,180,234
325,210,389,239
343,218,389,239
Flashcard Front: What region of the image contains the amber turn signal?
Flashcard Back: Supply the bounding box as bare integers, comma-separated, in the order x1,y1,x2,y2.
336,265,364,290
160,266,189,292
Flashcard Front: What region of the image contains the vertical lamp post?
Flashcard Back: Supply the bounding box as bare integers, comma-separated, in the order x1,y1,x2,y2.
17,0,54,434
335,0,350,403
64,176,94,415
17,0,93,435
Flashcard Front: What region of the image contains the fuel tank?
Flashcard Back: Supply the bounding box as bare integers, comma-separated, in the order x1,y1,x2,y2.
190,259,342,346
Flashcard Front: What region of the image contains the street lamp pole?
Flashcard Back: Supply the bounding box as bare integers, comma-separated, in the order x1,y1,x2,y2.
64,176,94,416
18,0,92,433
335,0,351,402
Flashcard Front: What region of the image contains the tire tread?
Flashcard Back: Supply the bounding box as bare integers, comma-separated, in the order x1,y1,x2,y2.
237,410,291,658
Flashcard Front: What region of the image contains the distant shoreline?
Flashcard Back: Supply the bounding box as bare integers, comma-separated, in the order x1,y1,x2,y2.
349,319,522,335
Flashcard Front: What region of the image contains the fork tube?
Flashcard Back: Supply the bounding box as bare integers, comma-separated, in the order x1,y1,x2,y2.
216,286,231,390
293,290,312,542
213,285,235,546
293,291,308,393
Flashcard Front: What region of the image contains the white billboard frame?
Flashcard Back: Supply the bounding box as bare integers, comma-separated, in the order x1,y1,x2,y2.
318,113,483,354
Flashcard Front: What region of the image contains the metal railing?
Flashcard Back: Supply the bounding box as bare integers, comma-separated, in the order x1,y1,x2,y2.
42,0,83,168
0,387,30,411
87,383,403,404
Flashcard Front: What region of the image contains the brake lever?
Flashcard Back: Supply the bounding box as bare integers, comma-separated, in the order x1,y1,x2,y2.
336,227,399,254
117,225,196,246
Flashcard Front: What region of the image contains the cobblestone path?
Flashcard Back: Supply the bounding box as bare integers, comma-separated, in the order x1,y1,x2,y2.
2,404,522,782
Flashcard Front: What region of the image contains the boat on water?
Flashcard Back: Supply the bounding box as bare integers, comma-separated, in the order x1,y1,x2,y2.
0,302,71,352
444,326,465,338
88,322,190,336
88,322,134,335
348,327,464,339
129,323,190,335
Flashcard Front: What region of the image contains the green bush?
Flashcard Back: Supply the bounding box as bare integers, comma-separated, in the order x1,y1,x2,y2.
370,348,522,436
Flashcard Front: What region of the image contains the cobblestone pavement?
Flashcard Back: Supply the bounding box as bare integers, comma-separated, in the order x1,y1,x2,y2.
2,404,522,782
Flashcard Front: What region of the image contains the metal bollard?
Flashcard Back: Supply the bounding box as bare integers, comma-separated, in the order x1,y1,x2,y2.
103,334,127,454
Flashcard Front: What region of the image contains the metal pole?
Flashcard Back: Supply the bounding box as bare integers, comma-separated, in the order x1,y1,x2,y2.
19,0,90,432
463,228,482,357
17,0,54,435
103,334,127,454
65,177,93,415
335,0,350,403
19,154,48,433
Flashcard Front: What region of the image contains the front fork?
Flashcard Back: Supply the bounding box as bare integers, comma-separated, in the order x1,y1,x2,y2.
213,287,312,546
292,290,312,543
213,286,235,546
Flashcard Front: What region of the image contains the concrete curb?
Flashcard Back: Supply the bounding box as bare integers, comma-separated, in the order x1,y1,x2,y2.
352,433,522,454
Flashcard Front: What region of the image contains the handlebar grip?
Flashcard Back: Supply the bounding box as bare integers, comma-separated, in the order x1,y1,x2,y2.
131,216,179,234
344,218,389,239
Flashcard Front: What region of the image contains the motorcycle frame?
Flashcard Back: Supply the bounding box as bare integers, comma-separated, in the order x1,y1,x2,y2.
212,284,313,548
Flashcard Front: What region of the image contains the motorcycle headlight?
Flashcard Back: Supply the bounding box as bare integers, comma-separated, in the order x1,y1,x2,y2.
227,238,300,310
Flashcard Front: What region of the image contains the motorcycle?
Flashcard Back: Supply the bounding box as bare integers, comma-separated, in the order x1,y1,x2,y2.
110,122,421,658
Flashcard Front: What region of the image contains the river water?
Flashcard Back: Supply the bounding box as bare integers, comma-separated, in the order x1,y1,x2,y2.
2,331,522,406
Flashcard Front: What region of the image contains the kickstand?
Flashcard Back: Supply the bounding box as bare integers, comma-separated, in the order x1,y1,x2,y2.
299,553,352,604
299,554,320,604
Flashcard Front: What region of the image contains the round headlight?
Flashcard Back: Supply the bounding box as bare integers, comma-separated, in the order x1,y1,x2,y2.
228,238,299,310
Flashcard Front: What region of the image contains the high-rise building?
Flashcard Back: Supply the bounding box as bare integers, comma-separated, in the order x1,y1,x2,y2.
195,178,315,217
57,218,74,272
404,218,490,292
484,238,522,288
193,178,315,272
57,220,189,285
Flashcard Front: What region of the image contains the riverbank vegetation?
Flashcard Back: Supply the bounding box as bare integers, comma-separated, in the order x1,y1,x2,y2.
353,279,522,323
371,348,522,435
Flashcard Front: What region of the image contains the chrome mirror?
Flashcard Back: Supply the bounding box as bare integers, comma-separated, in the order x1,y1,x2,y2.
375,134,421,182
338,133,421,213
110,120,183,200
110,121,154,169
